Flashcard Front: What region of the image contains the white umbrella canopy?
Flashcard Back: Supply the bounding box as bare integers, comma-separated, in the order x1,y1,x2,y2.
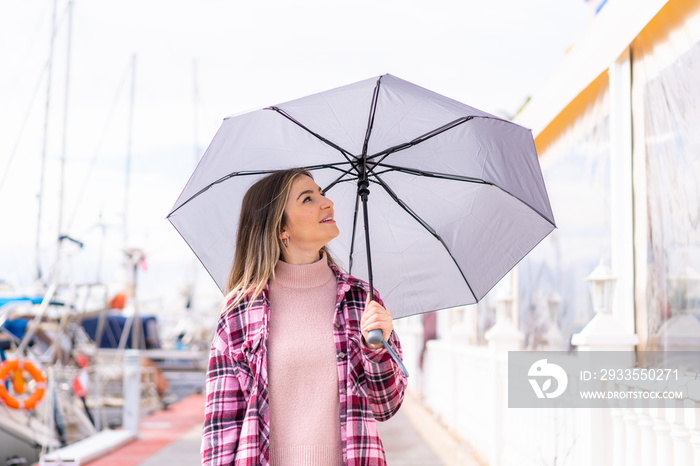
167,74,555,320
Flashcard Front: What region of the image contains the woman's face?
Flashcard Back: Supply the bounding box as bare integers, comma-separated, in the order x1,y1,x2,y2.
280,175,339,256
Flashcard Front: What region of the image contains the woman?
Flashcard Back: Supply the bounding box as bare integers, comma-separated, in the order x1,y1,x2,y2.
201,168,407,466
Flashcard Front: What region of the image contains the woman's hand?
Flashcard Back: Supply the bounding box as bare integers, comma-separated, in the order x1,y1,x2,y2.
361,295,394,349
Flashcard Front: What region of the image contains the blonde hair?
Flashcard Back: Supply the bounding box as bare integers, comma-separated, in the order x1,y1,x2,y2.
222,168,336,312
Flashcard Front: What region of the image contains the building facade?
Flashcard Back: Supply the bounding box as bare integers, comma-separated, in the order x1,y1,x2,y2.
398,1,700,464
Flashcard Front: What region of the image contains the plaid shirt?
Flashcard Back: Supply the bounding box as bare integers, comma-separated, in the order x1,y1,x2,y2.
201,264,407,466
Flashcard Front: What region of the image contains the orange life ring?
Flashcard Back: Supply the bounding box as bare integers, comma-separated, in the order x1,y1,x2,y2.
0,359,46,410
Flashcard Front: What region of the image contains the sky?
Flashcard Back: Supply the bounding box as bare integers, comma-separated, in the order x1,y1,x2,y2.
0,0,593,311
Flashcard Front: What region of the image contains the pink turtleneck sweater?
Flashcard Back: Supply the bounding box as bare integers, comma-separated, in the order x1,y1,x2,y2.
267,254,343,466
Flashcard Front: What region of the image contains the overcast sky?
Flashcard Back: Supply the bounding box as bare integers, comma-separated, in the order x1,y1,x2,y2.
0,0,592,307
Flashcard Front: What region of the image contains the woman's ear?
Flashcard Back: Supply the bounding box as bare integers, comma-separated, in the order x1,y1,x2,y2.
279,230,289,251
279,225,289,246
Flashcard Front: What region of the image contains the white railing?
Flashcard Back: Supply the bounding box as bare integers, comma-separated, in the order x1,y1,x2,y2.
421,338,493,460
403,332,700,466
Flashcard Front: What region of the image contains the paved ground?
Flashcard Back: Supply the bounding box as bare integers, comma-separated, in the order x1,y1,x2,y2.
377,408,445,465
133,410,444,466
137,423,203,466
85,393,448,465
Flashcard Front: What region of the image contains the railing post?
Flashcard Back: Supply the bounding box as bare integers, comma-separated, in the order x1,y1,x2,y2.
623,399,640,466
611,403,626,466
122,349,141,433
667,399,692,466
651,399,673,465
485,313,522,466
686,398,700,466
637,399,656,466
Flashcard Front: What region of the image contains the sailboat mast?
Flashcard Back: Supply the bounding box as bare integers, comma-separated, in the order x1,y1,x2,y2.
193,58,199,166
56,0,74,274
187,59,200,308
124,55,141,350
124,54,136,248
36,0,59,283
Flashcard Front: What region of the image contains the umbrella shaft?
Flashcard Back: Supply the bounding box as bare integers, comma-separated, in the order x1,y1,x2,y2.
358,178,374,301
359,187,409,378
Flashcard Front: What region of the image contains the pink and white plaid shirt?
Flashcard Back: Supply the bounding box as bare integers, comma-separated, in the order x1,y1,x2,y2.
201,264,408,466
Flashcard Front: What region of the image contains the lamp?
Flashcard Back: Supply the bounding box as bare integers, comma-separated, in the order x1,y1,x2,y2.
653,261,700,350
548,292,562,323
545,292,565,350
586,260,616,314
496,294,513,322
669,263,700,314
572,260,638,350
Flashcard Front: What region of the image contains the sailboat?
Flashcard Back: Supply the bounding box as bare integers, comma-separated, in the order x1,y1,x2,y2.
0,14,206,466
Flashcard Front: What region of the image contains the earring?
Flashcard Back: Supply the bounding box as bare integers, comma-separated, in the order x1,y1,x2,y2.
282,238,289,249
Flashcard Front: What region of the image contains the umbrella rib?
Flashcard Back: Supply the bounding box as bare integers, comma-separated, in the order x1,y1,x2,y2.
371,174,479,302
375,165,492,185
166,218,225,292
266,106,357,166
377,165,556,227
361,76,382,159
167,169,279,216
322,169,359,194
168,163,351,216
367,115,479,164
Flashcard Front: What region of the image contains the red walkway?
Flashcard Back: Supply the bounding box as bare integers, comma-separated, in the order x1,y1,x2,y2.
88,394,205,466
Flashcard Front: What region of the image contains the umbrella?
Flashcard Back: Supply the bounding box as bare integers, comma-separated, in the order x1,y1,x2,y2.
167,74,555,368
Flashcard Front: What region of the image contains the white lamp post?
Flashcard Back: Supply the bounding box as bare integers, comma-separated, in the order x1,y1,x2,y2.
496,294,513,323
544,292,566,350
548,292,562,322
587,260,616,314
572,260,638,351
669,263,700,315
485,291,523,351
654,263,700,349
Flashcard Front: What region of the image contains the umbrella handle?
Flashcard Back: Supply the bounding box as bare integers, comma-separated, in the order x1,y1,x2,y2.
366,328,383,346
366,329,410,378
